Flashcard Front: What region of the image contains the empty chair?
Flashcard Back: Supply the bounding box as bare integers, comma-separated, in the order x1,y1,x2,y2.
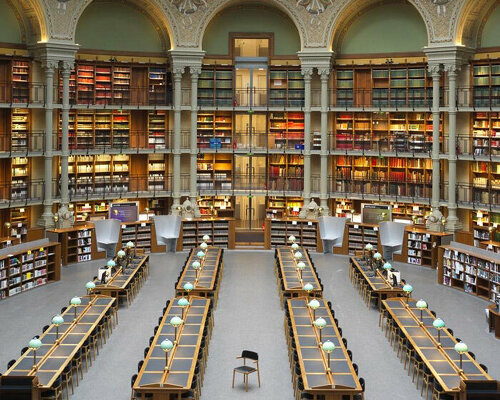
42,325,50,333
21,347,28,356
94,219,121,257
232,350,261,392
7,359,16,370
318,216,347,253
480,363,488,373
152,215,182,252
379,221,406,260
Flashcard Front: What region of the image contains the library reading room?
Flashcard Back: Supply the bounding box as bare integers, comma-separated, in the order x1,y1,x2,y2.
1,0,500,399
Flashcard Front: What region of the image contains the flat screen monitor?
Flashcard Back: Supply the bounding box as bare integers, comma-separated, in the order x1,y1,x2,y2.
109,202,138,223
362,204,392,224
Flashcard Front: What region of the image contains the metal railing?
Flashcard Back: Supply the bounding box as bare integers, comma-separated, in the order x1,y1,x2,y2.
0,179,50,206
442,134,500,157
0,81,48,105
0,131,57,154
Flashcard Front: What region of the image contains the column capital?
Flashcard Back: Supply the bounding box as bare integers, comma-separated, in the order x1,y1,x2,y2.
427,63,442,76
41,59,58,72
190,66,202,77
318,68,330,79
444,64,460,75
60,60,74,73
173,66,185,77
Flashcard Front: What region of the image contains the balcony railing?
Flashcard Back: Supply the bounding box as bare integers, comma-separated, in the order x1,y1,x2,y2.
0,81,48,105
0,179,52,206
0,131,57,154
443,134,500,157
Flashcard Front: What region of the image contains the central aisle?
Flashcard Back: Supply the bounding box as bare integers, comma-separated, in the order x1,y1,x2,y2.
201,250,293,400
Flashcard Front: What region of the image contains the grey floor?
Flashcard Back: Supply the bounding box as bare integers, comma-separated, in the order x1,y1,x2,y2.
0,251,498,400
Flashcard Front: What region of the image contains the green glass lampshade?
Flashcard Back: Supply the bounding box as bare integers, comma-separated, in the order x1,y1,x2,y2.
433,318,445,329
322,340,335,353
70,296,82,306
365,243,373,251
170,316,183,328
197,251,205,259
308,299,320,310
454,342,468,354
177,297,189,307
107,260,116,268
303,283,314,292
416,299,428,310
202,234,210,242
160,339,173,351
294,251,303,260
126,241,135,248
314,317,327,329
183,282,194,292
288,235,296,243
291,243,299,251
373,252,382,260
200,242,208,250
383,262,392,270
403,284,413,294
51,314,64,326
192,261,201,270
297,261,306,270
85,281,96,290
28,338,42,350
117,250,126,258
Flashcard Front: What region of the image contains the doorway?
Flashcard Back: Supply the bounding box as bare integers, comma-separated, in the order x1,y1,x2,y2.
235,61,268,107
234,112,267,150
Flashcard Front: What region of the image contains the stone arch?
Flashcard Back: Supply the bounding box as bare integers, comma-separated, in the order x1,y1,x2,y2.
454,0,498,48
5,0,48,44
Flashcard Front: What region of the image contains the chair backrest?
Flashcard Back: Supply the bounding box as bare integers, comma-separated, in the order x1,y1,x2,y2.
152,215,181,242
379,221,406,247
94,219,120,244
318,216,346,242
241,350,258,361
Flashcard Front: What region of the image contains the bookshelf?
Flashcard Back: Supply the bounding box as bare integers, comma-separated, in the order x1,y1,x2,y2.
198,67,234,107
480,241,500,254
335,70,354,107
11,157,29,201
11,60,30,103
119,221,153,253
10,109,29,152
268,112,304,150
390,202,431,225
264,218,322,252
394,227,452,267
345,222,380,255
47,224,105,265
333,112,440,152
0,242,61,301
149,67,172,105
471,210,500,247
269,68,304,107
439,244,500,302
331,198,355,218
6,208,29,240
113,66,131,103
472,63,500,107
265,196,303,219
176,218,236,250
197,196,234,218
471,161,500,205
148,110,169,149
268,154,304,191
148,154,168,192
471,112,500,156
197,112,233,149
332,155,433,199
70,201,110,223
197,153,233,191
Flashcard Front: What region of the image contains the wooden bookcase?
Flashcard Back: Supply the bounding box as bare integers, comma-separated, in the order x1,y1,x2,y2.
471,160,500,205
265,196,303,219
197,111,233,149
197,154,233,191
198,66,234,107
331,198,355,218
333,112,441,152
176,218,236,250
69,201,110,222
47,224,105,265
480,241,500,254
148,110,169,149
264,218,323,252
11,60,30,103
471,210,500,247
332,222,380,256
268,68,304,107
197,196,234,218
393,227,452,267
119,221,164,254
471,112,500,156
10,108,30,152
472,62,500,107
268,154,304,191
439,244,500,302
0,242,61,300
11,157,30,201
268,112,304,150
148,154,168,192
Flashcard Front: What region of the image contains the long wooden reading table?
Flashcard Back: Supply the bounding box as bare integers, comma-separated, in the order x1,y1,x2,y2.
133,296,211,400
175,247,223,304
382,297,491,398
4,295,115,394
276,247,322,302
286,297,362,399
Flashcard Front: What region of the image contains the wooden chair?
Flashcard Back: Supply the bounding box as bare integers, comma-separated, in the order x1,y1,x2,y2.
40,376,63,400
232,350,261,392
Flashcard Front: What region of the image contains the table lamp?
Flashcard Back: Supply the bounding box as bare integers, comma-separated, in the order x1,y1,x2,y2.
200,241,208,250
160,339,173,370
85,281,96,295
126,241,135,258
288,235,296,244
383,262,392,279
308,298,320,320
192,261,201,282
178,297,189,319
294,251,303,261
202,234,210,243
51,315,64,341
364,243,373,260
373,252,382,269
183,282,194,293
303,283,314,297
170,316,183,343
297,261,306,280
314,317,327,344
322,340,336,372
117,249,126,267
70,296,81,319
454,342,468,370
197,250,205,260
291,243,299,251
403,284,413,304
28,338,42,366
433,318,445,345
416,299,427,322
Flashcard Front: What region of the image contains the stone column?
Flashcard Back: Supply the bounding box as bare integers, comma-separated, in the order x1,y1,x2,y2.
39,60,57,228
190,66,201,216
171,67,183,214
426,64,444,231
55,60,74,228
299,68,313,218
319,68,330,215
445,65,461,232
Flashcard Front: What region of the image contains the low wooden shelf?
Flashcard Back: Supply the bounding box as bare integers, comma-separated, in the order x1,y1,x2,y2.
334,222,381,255
176,218,235,251
480,240,500,254
265,218,322,252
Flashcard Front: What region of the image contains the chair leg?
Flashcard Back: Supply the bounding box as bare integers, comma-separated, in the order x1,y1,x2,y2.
245,374,248,392
257,370,261,387
232,370,235,388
